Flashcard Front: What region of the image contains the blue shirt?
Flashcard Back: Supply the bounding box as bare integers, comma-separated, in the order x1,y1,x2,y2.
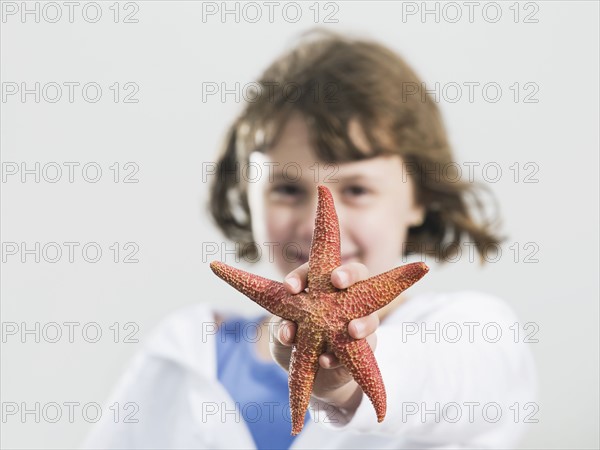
216,315,310,450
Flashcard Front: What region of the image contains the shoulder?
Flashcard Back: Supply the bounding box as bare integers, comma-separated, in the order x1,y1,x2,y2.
388,290,520,324
141,303,220,379
382,290,535,361
379,289,538,388
82,303,244,449
145,303,216,349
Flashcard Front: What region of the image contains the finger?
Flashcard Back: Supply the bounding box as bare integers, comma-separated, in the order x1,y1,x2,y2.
277,320,297,346
348,312,380,340
318,335,377,368
268,316,294,345
284,262,309,294
318,352,343,369
331,262,370,289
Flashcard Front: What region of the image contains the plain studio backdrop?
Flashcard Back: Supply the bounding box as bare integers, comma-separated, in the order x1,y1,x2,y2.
1,1,598,448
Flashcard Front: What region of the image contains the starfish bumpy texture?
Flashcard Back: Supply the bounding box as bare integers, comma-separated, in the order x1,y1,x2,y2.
210,185,429,435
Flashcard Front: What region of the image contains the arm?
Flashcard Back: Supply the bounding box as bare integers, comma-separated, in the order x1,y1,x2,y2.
313,292,538,446
82,304,255,449
272,263,537,446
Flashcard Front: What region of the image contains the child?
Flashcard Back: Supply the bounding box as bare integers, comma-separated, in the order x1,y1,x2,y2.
84,29,536,449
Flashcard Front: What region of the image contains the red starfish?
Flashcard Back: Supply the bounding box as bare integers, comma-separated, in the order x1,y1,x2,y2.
210,185,429,435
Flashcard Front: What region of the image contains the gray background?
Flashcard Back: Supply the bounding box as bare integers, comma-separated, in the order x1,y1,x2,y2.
1,1,598,448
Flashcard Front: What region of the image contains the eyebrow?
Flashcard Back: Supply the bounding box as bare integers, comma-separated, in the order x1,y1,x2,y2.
270,172,298,182
335,173,372,182
324,172,378,184
268,172,376,185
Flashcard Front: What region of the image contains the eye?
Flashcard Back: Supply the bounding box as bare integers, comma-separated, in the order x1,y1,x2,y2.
274,184,301,196
270,183,305,203
343,185,368,197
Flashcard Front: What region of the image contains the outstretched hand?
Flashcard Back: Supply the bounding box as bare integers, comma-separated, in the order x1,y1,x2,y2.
269,262,380,411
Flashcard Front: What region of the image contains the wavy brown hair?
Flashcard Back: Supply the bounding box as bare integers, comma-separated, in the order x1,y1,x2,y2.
208,29,502,264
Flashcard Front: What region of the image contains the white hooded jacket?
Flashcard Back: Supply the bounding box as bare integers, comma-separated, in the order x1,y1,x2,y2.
83,290,537,449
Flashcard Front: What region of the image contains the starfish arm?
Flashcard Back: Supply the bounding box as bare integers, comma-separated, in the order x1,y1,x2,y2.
332,334,386,422
340,262,429,319
288,326,325,435
210,261,295,318
307,186,342,292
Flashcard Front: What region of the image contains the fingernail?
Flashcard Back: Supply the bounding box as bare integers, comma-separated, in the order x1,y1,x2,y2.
285,276,299,292
335,270,348,286
280,323,292,343
352,321,365,337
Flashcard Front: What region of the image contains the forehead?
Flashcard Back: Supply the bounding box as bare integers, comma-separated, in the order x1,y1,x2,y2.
263,114,403,183
266,112,372,161
266,113,313,157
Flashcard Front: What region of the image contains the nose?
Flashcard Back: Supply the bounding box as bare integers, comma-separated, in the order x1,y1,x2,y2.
295,190,352,259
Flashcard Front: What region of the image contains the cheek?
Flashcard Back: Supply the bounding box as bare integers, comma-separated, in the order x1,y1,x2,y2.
263,208,303,275
265,208,288,242
364,217,404,252
349,204,413,262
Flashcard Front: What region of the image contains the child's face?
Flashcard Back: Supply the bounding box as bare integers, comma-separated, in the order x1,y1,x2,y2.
248,113,425,277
